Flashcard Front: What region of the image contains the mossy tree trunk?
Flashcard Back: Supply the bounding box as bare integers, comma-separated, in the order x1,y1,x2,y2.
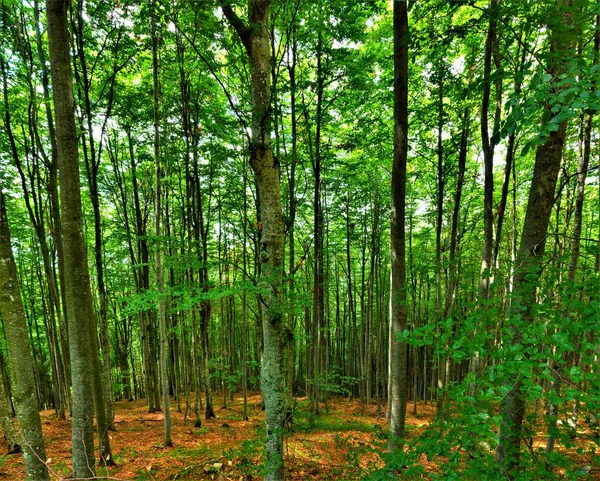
222,1,287,478
0,189,49,480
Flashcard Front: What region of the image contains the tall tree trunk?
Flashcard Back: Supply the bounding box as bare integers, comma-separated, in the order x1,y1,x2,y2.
435,74,444,319
0,190,49,480
242,162,250,420
46,0,97,475
285,24,298,412
151,1,172,447
72,0,117,434
479,0,499,304
496,1,577,475
494,36,526,271
568,8,598,284
389,0,409,452
33,0,71,418
546,6,599,452
127,127,160,413
0,50,68,421
311,30,325,418
222,2,287,478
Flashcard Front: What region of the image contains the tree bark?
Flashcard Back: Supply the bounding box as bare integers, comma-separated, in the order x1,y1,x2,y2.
71,0,118,434
151,0,172,447
222,1,287,477
445,109,470,320
389,0,409,452
311,30,325,418
46,0,97,475
0,48,69,421
546,5,599,453
32,0,72,415
0,366,19,454
479,0,499,304
496,1,577,475
0,190,49,480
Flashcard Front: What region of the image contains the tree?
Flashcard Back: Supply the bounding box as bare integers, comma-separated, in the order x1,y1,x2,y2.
496,0,578,475
221,1,287,478
151,0,172,448
478,0,500,305
0,189,49,481
46,0,98,475
389,0,409,452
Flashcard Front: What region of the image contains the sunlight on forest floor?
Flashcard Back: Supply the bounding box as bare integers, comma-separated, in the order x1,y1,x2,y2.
0,394,595,480
0,394,437,480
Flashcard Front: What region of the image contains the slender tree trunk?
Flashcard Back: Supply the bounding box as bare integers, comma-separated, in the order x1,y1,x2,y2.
479,0,499,304
131,128,160,413
0,191,49,480
311,30,325,418
494,34,526,270
445,109,469,320
0,51,68,421
286,23,298,410
191,309,203,427
151,1,172,447
389,0,409,452
433,68,448,412
222,1,287,477
435,75,444,319
46,0,97,476
33,0,71,418
568,10,598,284
242,163,250,420
0,367,19,454
72,0,117,434
473,0,500,384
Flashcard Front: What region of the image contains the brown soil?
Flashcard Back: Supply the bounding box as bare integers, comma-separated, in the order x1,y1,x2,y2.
0,394,596,480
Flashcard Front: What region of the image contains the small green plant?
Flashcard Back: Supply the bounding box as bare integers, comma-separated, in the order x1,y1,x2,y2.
223,429,265,478
127,424,145,432
135,469,157,481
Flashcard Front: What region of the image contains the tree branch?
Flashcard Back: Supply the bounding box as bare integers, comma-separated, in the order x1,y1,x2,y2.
219,1,252,55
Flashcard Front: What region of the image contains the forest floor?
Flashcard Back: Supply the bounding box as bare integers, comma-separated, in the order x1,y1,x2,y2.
0,393,596,480
0,393,435,480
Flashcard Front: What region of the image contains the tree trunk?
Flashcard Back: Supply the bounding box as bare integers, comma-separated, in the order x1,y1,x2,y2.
286,23,298,413
479,0,499,304
496,1,577,475
0,191,49,480
128,127,161,413
72,0,117,434
0,50,69,421
0,367,19,455
546,7,599,452
445,109,470,320
151,1,172,447
389,0,409,452
33,0,72,418
310,30,325,418
222,1,287,477
46,0,97,475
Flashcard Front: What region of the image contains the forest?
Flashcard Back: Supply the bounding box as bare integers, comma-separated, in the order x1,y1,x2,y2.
0,0,599,479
